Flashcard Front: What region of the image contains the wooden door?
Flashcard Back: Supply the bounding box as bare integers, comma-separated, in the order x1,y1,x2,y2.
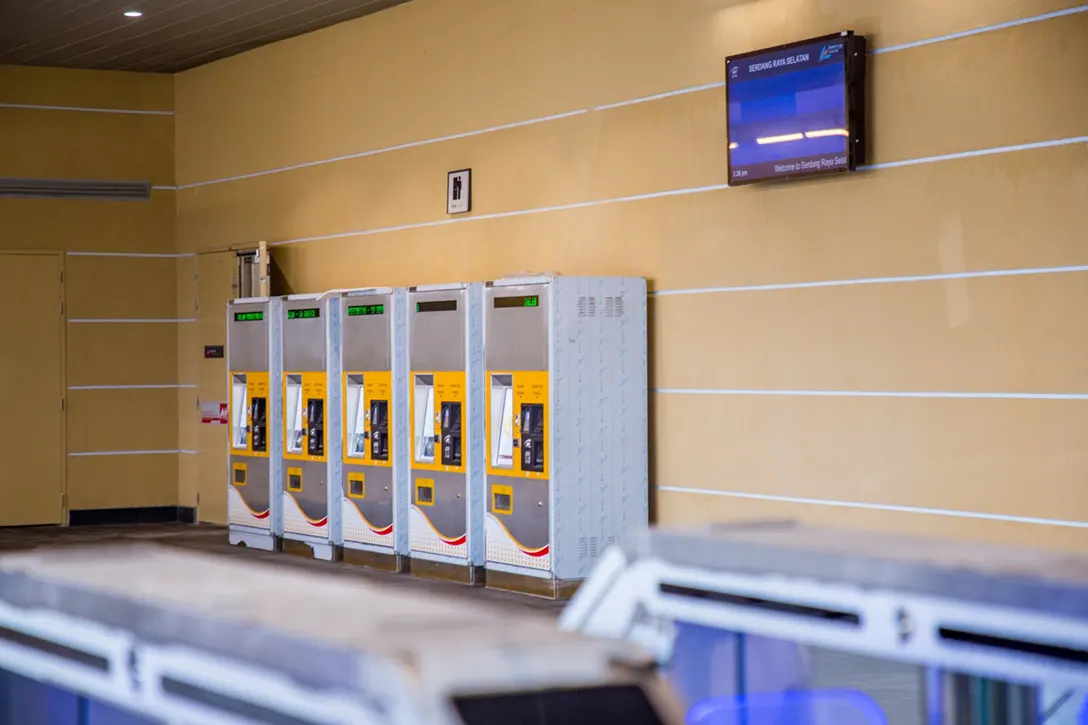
195,251,238,524
0,253,64,526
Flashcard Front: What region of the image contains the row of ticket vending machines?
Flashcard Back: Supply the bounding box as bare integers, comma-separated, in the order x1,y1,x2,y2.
225,274,648,596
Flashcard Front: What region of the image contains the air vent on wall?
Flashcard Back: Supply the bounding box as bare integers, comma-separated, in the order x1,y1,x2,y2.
0,178,151,201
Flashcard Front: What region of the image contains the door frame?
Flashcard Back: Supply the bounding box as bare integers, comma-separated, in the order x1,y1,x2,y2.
0,250,68,525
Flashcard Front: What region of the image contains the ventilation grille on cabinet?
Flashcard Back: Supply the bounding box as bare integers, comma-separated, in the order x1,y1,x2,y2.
0,178,151,201
604,296,624,318
578,296,597,317
579,536,600,561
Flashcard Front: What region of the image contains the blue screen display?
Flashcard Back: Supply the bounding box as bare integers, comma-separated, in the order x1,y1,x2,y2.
727,38,851,183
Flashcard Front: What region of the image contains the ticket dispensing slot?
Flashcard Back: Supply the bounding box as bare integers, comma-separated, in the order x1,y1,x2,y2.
286,375,304,454
232,375,248,450
346,375,367,458
414,375,436,464
346,374,390,462
490,375,515,471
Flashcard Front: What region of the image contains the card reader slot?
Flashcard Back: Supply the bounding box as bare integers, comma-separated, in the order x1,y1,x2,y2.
306,398,324,457
370,399,389,461
440,401,462,467
520,403,544,473
250,396,267,453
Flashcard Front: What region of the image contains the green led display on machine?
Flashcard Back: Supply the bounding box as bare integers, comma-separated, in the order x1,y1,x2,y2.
347,304,385,316
234,311,264,322
493,295,539,308
287,308,321,320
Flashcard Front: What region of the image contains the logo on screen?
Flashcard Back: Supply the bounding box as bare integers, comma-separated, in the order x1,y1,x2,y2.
819,43,844,61
729,65,739,79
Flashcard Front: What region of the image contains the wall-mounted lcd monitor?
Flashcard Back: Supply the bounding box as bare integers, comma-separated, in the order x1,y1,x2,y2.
726,31,866,185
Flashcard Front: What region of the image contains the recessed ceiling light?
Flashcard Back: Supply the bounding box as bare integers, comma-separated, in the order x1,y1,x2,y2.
124,10,143,18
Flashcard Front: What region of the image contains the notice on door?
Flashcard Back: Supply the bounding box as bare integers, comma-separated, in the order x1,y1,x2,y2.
202,401,229,425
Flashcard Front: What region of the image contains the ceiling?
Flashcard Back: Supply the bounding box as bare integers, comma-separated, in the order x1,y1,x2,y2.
0,0,414,74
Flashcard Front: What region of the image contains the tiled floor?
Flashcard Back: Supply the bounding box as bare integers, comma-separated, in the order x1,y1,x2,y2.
0,523,567,615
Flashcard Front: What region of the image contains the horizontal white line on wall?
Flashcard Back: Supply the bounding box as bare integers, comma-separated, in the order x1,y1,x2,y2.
653,264,1088,297
861,135,1087,171
872,5,1088,55
179,109,589,189
151,186,178,191
67,318,196,323
68,384,197,390
658,486,1088,529
594,82,725,111
0,102,173,116
655,388,1088,400
272,183,731,246
268,133,1083,248
175,5,1086,190
180,450,198,455
68,449,185,457
65,251,193,258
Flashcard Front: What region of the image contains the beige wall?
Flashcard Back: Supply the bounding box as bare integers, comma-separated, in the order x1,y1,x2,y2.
0,66,180,512
173,0,1088,550
10,0,1068,540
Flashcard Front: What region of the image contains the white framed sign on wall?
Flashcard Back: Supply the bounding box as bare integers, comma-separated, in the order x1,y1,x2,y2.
447,168,471,214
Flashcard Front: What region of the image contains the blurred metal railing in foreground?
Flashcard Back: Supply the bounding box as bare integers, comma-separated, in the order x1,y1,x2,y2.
562,520,1088,725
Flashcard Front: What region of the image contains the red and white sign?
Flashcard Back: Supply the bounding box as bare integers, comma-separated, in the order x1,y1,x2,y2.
201,401,229,425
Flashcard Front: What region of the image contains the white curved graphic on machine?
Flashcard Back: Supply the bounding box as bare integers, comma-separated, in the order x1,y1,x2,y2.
409,506,467,558
227,486,270,530
485,513,550,571
280,491,327,537
341,496,394,547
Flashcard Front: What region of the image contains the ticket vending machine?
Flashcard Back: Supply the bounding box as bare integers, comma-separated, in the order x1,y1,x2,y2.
278,294,340,561
334,287,410,572
483,276,648,598
407,283,485,584
227,297,281,550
